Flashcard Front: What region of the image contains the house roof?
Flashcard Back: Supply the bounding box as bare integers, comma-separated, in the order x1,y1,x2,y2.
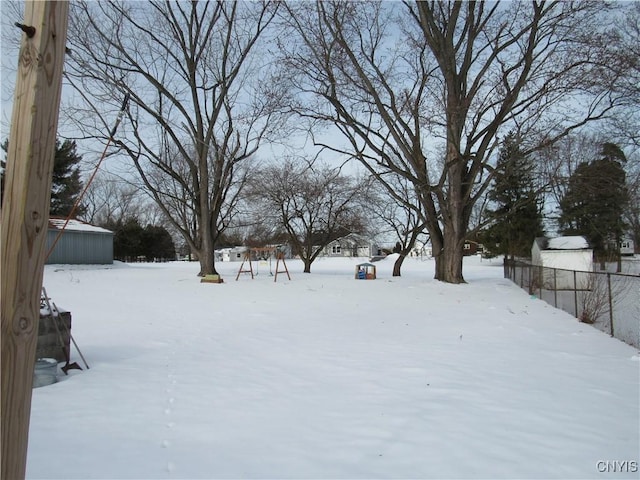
329,233,370,245
48,218,112,234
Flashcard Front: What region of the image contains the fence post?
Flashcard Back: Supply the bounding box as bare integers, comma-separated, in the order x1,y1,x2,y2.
553,268,558,308
573,270,579,319
538,265,542,298
520,262,523,287
607,273,614,338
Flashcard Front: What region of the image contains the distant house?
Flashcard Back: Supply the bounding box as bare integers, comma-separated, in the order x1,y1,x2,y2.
620,237,635,256
226,246,248,262
214,248,231,262
322,234,372,257
463,240,483,256
46,218,113,265
216,245,292,262
532,236,593,289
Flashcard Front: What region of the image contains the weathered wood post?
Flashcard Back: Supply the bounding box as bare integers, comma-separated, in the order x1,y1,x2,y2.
607,273,614,338
1,2,68,479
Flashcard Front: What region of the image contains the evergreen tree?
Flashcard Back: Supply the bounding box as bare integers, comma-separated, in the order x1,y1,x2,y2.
481,133,544,259
1,138,86,216
110,218,145,262
559,143,629,265
141,225,176,262
50,139,86,218
107,218,176,263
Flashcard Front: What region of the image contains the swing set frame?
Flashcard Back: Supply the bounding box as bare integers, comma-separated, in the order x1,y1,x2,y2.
236,247,291,282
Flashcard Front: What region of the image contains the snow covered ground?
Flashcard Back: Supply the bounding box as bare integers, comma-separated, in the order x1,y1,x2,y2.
27,255,639,479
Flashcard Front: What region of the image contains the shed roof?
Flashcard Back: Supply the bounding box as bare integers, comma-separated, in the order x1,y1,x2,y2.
48,218,112,234
547,236,589,250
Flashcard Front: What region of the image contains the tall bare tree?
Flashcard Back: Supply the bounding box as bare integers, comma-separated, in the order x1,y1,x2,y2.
64,0,281,275
279,1,629,283
605,2,640,149
605,2,640,253
248,159,367,273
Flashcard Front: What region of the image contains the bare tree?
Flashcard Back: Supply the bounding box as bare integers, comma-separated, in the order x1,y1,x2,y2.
82,171,142,226
536,134,602,228
604,2,640,150
64,1,282,275
248,159,367,273
278,1,630,283
361,174,428,277
605,2,640,253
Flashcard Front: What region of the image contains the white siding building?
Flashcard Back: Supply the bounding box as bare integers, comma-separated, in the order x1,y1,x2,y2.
531,236,593,289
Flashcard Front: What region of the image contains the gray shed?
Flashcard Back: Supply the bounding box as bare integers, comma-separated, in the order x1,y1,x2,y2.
46,218,114,264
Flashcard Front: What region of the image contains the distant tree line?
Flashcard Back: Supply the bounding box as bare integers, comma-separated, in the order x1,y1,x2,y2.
107,218,176,263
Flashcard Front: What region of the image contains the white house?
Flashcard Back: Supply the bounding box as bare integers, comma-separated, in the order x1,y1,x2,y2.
620,237,635,256
214,246,247,262
532,236,593,289
322,234,373,257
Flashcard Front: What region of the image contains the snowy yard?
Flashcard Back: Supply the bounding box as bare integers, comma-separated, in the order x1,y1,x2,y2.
27,255,639,479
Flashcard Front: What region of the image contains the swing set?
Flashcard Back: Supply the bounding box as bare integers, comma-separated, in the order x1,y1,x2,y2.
236,247,291,282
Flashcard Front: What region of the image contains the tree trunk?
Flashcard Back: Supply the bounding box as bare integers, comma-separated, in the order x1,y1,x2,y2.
435,147,467,284
197,246,217,277
303,258,312,273
430,230,446,281
431,213,466,284
392,254,406,277
196,221,217,276
441,233,465,284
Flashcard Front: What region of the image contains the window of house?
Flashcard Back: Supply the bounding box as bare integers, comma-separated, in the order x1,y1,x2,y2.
332,245,341,254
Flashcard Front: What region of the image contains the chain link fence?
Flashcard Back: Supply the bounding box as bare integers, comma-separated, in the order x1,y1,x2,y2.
504,259,640,348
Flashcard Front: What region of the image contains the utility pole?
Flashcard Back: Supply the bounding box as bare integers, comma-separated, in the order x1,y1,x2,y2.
1,2,68,479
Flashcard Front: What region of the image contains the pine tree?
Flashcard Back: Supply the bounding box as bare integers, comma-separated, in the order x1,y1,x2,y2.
110,218,145,262
141,225,176,262
481,133,545,259
50,139,85,218
559,143,629,265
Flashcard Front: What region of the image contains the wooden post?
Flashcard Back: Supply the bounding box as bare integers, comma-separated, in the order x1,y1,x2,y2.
573,270,579,319
274,252,291,283
553,268,558,308
607,273,614,338
1,2,68,479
